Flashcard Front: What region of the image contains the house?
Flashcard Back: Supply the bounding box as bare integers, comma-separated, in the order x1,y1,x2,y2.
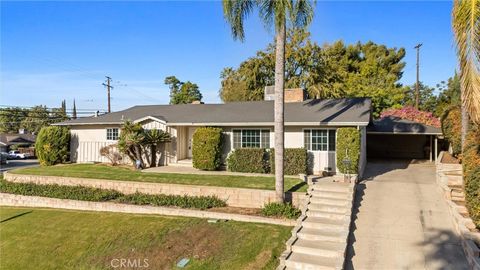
53,88,442,176
0,132,36,153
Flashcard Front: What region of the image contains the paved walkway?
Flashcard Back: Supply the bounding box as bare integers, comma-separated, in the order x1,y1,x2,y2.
346,160,469,270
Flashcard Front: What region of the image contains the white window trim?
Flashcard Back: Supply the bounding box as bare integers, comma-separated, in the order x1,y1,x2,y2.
302,128,337,152
106,128,120,141
231,128,272,149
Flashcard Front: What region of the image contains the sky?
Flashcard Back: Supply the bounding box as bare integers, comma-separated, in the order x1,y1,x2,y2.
1,1,457,112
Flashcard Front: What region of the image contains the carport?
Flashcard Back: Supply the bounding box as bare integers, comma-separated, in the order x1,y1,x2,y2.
366,116,443,162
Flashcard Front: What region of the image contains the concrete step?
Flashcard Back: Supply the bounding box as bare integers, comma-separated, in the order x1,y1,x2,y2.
300,216,346,232
296,227,346,242
311,182,352,193
290,239,344,257
309,197,350,206
309,190,351,200
451,189,465,197
305,209,347,220
284,252,339,270
307,203,349,214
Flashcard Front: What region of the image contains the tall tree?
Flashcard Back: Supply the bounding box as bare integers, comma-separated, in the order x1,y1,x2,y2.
21,105,50,134
223,0,315,202
452,0,480,148
164,76,203,104
72,99,77,119
402,82,438,113
0,107,28,133
436,74,461,116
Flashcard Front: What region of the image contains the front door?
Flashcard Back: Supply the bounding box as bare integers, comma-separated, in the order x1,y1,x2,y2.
187,127,197,158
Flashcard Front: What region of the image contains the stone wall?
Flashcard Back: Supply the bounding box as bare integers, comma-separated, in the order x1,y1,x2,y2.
0,193,295,226
4,172,307,209
436,152,480,270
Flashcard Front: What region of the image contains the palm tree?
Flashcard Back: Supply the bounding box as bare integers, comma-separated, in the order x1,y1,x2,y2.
223,0,315,202
452,0,480,147
143,129,171,167
118,120,145,167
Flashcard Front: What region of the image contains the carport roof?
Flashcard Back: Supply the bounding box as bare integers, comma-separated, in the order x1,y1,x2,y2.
367,116,442,135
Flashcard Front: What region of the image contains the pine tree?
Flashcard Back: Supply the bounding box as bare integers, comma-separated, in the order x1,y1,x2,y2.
72,99,77,119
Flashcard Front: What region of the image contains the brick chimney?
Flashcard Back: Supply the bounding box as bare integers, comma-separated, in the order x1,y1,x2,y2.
191,100,204,104
264,86,306,102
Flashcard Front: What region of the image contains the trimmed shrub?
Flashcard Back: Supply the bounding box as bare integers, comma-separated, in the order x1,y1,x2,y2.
269,148,308,175
36,126,70,166
465,168,480,229
336,127,360,174
463,125,480,229
226,148,268,173
192,127,223,170
261,202,301,219
441,106,462,156
0,180,122,201
117,192,226,210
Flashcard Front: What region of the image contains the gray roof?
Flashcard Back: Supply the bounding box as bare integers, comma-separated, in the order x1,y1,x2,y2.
54,98,372,126
367,116,442,135
0,133,36,145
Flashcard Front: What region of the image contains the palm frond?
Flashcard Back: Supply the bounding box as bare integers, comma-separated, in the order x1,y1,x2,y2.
452,0,480,123
222,0,255,41
291,0,315,29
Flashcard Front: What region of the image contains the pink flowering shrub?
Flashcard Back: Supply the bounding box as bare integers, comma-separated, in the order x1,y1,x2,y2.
380,106,441,128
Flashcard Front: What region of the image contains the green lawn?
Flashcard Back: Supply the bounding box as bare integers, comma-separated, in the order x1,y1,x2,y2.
0,207,291,270
12,164,307,192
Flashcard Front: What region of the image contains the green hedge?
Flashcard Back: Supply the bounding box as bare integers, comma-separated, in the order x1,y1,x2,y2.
261,202,301,219
463,125,480,229
227,148,267,173
36,126,70,166
441,106,462,156
336,127,360,174
269,148,308,175
192,127,223,170
0,180,121,201
0,180,226,209
117,192,226,210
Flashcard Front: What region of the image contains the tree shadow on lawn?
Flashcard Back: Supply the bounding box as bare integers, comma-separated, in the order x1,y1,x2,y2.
0,210,33,223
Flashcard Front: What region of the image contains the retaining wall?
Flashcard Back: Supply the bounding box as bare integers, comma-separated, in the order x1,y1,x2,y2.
0,193,295,226
4,172,307,209
436,152,480,270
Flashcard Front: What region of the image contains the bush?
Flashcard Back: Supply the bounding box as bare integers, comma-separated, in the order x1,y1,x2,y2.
465,168,480,229
192,127,223,170
0,180,121,201
269,148,308,175
381,106,441,128
336,127,360,174
463,125,480,229
261,202,301,219
441,106,462,156
36,126,70,166
100,144,123,166
0,180,226,209
117,192,226,210
227,148,268,173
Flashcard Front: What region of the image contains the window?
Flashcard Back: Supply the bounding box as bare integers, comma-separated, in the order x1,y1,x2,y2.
233,129,270,149
106,128,119,140
304,129,336,151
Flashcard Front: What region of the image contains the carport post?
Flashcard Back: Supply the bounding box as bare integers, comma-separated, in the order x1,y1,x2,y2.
435,136,438,164
429,135,433,162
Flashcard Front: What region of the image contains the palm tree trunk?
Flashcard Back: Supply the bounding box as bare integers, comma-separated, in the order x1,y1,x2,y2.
274,20,286,203
150,145,157,167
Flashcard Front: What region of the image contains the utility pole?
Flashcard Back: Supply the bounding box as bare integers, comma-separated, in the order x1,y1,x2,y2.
102,76,113,113
414,43,422,110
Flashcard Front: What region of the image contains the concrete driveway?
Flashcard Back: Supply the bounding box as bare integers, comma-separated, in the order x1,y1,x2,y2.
346,159,469,270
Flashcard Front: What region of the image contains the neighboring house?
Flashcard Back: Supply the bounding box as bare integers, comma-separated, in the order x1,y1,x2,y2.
0,133,36,153
54,88,442,176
